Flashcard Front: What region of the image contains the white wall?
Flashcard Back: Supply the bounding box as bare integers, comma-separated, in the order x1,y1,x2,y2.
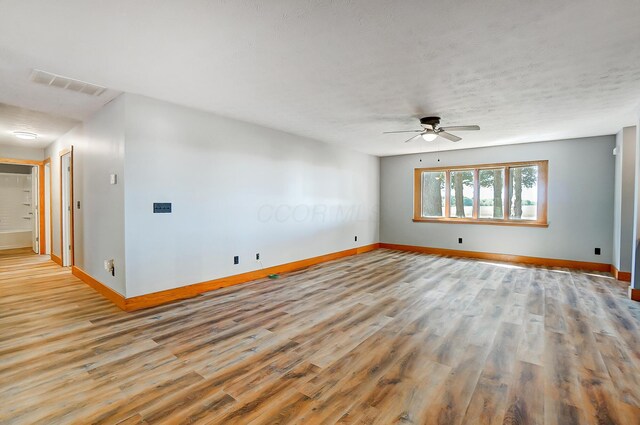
0,145,44,161
380,136,615,264
613,126,637,273
45,96,126,295
123,94,379,296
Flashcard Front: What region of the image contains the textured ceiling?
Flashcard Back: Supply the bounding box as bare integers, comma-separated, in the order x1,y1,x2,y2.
0,0,639,156
0,103,79,148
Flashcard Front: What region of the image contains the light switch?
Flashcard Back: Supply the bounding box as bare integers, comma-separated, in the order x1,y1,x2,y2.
110,174,117,185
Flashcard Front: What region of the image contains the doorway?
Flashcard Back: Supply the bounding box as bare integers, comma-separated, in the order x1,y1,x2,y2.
60,148,73,266
0,163,36,251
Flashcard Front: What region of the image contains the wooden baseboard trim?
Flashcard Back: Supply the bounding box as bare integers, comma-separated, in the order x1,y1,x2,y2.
126,243,380,311
51,254,63,266
628,287,640,302
71,243,380,311
72,266,127,310
379,243,611,272
611,265,632,282
356,243,380,254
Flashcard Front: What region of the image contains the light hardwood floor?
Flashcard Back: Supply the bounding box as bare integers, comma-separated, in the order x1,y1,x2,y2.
2,248,640,424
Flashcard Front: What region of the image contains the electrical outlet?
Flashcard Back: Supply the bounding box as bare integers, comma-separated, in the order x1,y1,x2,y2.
104,259,115,277
256,253,260,260
595,248,601,255
234,256,239,265
354,236,358,242
458,238,463,244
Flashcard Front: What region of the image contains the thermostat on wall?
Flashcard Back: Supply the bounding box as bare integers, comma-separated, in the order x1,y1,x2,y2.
153,203,172,213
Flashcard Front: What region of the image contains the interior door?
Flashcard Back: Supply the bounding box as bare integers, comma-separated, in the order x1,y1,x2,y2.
31,165,39,253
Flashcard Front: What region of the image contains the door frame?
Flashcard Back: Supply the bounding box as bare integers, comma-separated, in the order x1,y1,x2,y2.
59,147,74,266
0,157,46,254
44,157,52,256
31,164,39,253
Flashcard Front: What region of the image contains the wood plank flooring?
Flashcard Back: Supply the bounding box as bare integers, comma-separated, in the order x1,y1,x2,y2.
2,248,640,424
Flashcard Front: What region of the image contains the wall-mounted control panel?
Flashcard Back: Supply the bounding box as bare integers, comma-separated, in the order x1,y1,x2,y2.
153,203,172,213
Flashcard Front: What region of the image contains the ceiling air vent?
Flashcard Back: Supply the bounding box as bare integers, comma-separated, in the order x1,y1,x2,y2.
30,69,107,96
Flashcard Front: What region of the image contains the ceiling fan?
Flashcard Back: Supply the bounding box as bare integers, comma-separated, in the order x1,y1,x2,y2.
384,116,480,143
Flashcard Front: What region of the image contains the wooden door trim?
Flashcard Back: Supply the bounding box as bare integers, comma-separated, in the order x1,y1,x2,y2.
43,158,52,257
0,157,46,255
0,157,42,166
59,147,74,266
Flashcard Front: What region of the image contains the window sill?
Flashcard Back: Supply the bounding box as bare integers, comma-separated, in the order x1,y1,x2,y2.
412,218,549,227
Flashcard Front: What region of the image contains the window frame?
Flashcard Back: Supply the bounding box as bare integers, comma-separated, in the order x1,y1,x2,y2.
413,160,548,227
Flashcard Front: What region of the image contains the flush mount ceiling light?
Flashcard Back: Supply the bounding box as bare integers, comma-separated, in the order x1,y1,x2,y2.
13,131,38,140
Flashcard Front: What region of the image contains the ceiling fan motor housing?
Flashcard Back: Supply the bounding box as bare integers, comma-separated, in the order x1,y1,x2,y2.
420,116,441,128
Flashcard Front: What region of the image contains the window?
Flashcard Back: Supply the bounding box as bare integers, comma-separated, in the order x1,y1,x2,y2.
421,171,445,217
413,160,548,226
449,170,474,218
509,165,538,220
479,168,505,219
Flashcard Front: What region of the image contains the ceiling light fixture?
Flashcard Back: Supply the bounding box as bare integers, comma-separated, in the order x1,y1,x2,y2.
13,131,38,140
421,132,438,142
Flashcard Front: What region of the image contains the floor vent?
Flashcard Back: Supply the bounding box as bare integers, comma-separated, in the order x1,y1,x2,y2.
30,69,107,96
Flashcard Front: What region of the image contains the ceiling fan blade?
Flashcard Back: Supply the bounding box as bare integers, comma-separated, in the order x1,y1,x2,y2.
438,131,462,142
439,125,480,132
403,134,423,143
383,130,423,134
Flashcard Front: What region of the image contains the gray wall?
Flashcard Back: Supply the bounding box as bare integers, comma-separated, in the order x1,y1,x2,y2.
123,94,379,296
613,126,637,272
633,109,640,289
43,93,378,298
0,145,44,161
45,96,126,295
380,136,615,264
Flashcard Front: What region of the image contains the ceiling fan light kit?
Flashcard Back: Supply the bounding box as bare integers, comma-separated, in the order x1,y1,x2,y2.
421,132,438,142
384,116,480,144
